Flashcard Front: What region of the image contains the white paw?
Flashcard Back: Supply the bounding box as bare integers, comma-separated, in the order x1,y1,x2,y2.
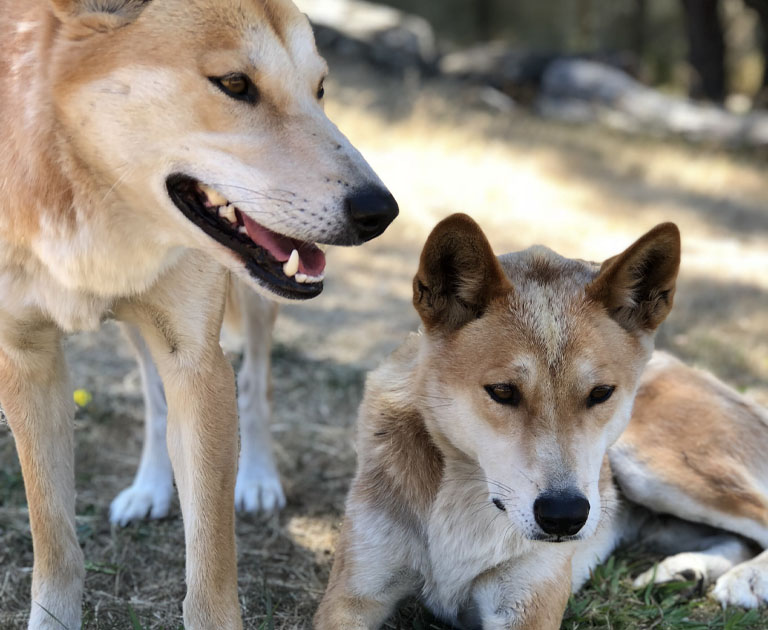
633,553,709,588
234,468,286,514
110,481,174,526
712,564,768,608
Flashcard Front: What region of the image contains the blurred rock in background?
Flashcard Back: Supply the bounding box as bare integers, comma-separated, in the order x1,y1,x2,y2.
301,0,768,146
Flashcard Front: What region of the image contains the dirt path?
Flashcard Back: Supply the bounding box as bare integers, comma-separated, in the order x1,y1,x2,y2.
1,54,767,629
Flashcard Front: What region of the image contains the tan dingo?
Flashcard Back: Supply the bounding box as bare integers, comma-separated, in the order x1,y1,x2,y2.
0,1,397,628
317,214,768,629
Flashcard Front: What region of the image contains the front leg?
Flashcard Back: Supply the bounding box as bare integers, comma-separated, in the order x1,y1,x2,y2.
117,259,241,629
315,510,420,629
0,318,84,629
110,322,175,525
233,284,284,514
470,549,572,630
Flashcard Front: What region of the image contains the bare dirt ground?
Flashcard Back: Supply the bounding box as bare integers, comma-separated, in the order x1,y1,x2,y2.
1,53,767,629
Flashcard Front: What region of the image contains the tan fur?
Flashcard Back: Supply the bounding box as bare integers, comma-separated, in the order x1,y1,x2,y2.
0,1,393,627
607,354,768,608
610,351,768,541
317,215,680,629
622,356,768,525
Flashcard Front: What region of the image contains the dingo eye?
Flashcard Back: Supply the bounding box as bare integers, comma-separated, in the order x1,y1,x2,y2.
485,383,521,406
587,385,615,407
317,79,325,100
210,73,258,104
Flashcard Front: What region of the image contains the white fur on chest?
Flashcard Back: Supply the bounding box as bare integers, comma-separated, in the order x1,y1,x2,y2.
31,207,184,299
0,241,112,331
0,232,180,333
1,206,185,332
423,471,536,619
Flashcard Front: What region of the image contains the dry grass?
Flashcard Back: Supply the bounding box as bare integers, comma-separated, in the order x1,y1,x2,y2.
1,53,767,629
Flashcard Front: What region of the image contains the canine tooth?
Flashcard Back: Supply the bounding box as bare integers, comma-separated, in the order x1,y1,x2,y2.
283,249,300,278
317,244,329,253
219,204,237,224
239,226,248,235
200,184,228,207
295,273,308,283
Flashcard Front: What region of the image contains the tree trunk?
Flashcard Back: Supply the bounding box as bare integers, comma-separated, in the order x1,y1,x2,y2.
744,0,768,105
474,0,493,41
681,0,726,103
633,0,648,60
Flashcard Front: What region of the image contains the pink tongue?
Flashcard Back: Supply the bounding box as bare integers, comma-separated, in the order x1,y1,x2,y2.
241,212,326,276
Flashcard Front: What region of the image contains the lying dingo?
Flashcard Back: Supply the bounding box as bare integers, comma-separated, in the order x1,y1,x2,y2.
317,214,768,629
0,1,397,628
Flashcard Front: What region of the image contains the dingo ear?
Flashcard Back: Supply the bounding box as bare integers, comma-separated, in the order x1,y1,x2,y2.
588,223,680,333
50,0,149,28
413,213,511,333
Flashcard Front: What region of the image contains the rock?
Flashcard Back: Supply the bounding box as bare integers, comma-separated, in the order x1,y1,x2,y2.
440,42,556,90
295,0,437,73
539,59,768,146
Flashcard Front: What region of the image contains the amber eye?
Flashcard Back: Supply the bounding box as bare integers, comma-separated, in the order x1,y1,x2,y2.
209,73,258,104
317,78,325,100
587,385,615,408
485,383,522,407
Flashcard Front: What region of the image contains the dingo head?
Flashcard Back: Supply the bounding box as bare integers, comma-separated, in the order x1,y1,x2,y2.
413,214,680,542
47,0,397,299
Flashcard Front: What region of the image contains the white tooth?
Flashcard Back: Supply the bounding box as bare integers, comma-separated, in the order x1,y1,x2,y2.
219,204,237,224
295,273,308,283
200,184,228,207
283,249,300,278
239,226,248,235
317,244,329,253
305,274,324,284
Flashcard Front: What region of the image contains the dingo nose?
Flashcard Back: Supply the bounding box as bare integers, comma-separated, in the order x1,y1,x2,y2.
345,187,399,242
533,492,590,537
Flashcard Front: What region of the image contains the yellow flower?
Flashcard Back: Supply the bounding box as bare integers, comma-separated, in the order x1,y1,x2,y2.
73,389,92,407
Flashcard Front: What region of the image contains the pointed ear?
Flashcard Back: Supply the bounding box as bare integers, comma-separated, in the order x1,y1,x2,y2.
587,223,681,333
413,214,511,333
50,0,150,28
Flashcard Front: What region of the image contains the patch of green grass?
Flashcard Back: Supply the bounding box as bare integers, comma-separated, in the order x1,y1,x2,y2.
127,606,144,630
84,560,119,576
257,580,276,630
563,554,768,630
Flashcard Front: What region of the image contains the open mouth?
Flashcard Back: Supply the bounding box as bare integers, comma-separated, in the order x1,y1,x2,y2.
166,174,326,300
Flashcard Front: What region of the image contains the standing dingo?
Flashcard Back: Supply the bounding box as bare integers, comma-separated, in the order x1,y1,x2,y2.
0,1,398,628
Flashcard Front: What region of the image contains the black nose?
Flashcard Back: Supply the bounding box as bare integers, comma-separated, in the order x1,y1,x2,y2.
345,186,399,242
533,491,590,537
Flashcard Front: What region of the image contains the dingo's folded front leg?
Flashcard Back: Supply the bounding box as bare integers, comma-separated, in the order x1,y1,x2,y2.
470,549,572,630
0,319,84,630
315,517,419,630
118,258,242,630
